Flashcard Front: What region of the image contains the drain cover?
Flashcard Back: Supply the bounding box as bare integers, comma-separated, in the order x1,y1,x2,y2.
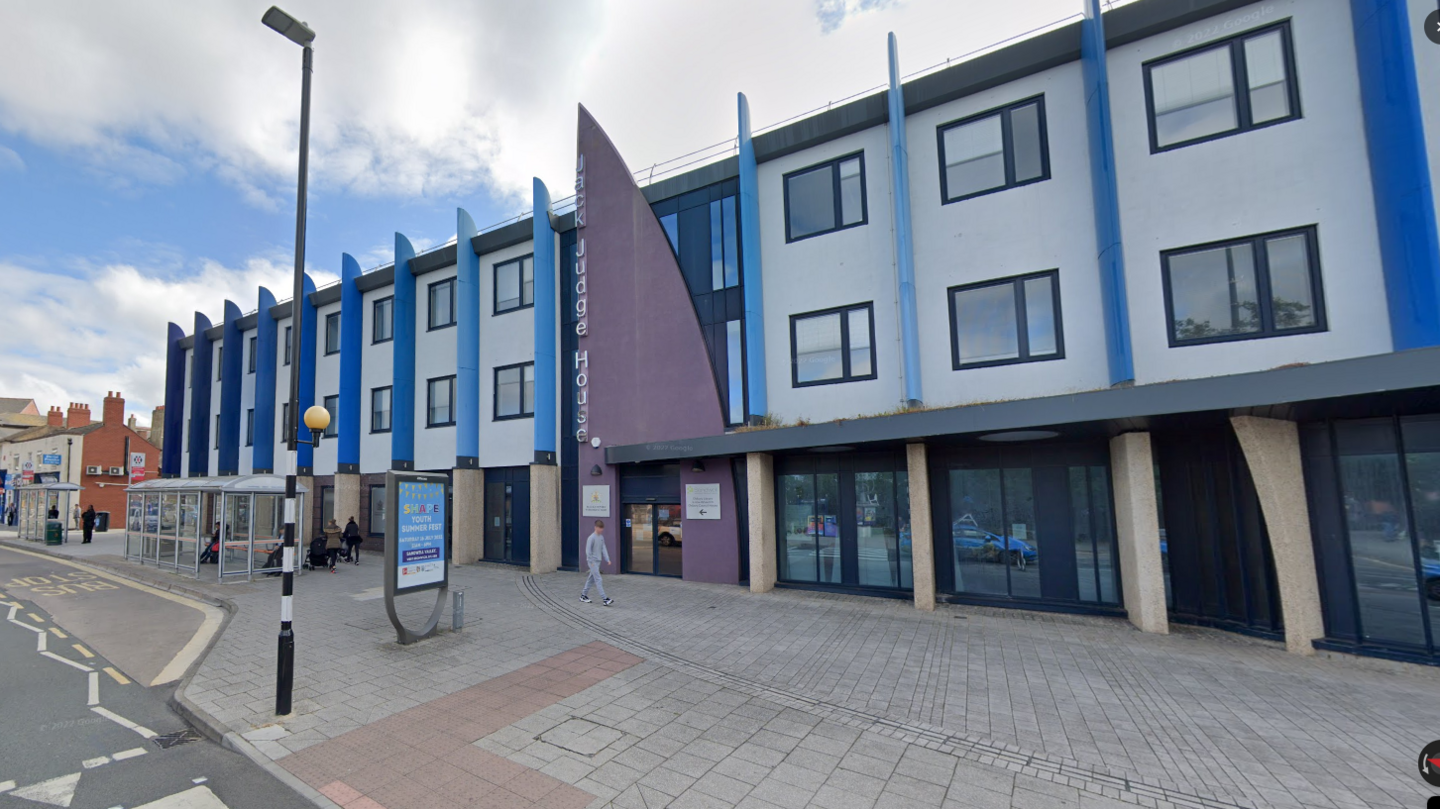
152,729,203,749
538,718,623,757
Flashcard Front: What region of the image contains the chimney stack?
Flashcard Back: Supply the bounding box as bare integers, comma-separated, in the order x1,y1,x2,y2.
46,406,63,427
103,391,125,426
67,402,91,428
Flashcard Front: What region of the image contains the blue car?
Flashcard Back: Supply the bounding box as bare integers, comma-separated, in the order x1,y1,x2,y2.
1423,557,1440,601
952,522,1037,567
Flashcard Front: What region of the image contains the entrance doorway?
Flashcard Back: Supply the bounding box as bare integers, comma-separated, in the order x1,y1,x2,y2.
483,467,530,566
623,503,683,576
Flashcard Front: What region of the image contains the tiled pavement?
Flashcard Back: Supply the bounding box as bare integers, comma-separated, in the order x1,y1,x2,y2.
7,532,1438,809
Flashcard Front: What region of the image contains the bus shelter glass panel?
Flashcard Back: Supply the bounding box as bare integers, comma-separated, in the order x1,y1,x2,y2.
144,493,160,561
158,493,179,568
126,493,144,560
219,494,253,578
253,495,282,574
178,493,201,573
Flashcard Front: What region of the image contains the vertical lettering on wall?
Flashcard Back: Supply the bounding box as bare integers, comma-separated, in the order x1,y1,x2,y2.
574,153,591,444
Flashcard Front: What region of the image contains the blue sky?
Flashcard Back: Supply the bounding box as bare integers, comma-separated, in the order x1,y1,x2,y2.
0,0,1090,426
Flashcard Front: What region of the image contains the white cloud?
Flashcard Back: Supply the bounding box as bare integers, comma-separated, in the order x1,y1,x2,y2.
0,144,23,172
0,256,338,428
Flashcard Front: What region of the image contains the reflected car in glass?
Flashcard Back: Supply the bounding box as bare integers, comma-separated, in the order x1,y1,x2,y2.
952,521,1037,566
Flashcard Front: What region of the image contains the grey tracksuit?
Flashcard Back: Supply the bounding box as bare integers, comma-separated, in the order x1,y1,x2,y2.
581,532,610,600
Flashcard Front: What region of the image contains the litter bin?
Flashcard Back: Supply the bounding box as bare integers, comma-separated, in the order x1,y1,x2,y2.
45,520,63,545
95,511,110,533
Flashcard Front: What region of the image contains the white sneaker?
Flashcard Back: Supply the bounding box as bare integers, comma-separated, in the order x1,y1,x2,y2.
580,595,592,604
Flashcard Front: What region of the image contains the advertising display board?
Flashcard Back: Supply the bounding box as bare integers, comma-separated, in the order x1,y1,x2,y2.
383,470,450,643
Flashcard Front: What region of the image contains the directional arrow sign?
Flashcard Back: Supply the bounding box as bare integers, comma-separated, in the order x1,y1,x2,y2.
685,483,721,520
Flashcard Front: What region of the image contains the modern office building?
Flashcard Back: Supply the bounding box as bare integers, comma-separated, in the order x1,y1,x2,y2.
160,0,1440,665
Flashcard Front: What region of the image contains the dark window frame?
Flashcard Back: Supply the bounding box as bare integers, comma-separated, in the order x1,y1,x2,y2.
284,326,292,366
245,408,254,447
782,151,869,244
937,94,1051,204
1142,20,1302,154
216,346,223,381
322,394,339,437
324,312,341,355
367,484,386,537
789,302,878,388
280,403,289,442
426,374,456,428
372,295,394,344
248,335,257,374
370,386,392,434
493,253,535,315
493,362,536,421
214,414,220,449
1160,225,1326,348
427,277,457,331
948,270,1066,370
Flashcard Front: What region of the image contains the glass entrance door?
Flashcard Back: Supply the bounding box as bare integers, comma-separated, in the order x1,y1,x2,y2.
624,503,683,577
776,453,911,591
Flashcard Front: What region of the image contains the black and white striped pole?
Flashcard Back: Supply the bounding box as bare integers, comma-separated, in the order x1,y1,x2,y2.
263,5,317,717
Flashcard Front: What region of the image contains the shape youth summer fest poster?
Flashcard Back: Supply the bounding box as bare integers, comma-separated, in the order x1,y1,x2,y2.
397,481,445,590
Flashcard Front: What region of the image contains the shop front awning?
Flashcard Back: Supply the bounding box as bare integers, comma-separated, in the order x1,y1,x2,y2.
605,345,1440,464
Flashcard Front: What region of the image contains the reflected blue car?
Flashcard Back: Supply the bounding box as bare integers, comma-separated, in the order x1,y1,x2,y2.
1423,558,1440,601
952,523,1037,562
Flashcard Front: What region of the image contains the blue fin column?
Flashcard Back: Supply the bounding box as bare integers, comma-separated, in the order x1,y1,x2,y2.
218,300,243,475
188,312,213,477
253,287,279,473
297,274,318,475
1351,0,1440,348
1082,0,1135,386
886,34,923,408
532,180,557,463
392,234,417,471
456,211,481,468
737,93,769,424
162,323,186,477
338,255,363,474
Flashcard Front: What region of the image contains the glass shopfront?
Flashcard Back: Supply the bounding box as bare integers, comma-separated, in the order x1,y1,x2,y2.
932,442,1120,610
1304,416,1440,661
776,452,911,592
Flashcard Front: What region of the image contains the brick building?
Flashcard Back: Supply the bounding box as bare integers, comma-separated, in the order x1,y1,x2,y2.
0,392,159,522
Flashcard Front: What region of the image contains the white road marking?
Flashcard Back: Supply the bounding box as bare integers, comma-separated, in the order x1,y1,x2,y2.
0,779,14,792
133,785,230,809
191,777,207,784
10,771,81,807
88,671,100,706
12,619,43,633
112,747,147,761
41,651,93,672
5,603,18,619
82,756,110,769
91,706,158,739
37,629,46,652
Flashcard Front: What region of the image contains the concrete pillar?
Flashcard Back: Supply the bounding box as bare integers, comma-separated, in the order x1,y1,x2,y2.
335,473,360,541
1109,432,1168,634
1230,416,1325,655
906,443,935,611
452,468,483,565
747,452,776,593
529,463,561,575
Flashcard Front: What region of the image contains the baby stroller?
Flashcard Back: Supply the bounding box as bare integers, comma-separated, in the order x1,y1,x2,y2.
304,536,328,571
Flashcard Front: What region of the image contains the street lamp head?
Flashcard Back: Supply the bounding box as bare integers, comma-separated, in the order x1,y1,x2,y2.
303,405,330,447
262,6,315,47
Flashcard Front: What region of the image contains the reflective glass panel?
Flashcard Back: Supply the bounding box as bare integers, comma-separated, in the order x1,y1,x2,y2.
1403,418,1440,650
660,213,679,253
497,368,521,417
855,471,898,588
374,297,393,342
628,504,653,574
1023,276,1057,356
1004,469,1039,599
1265,234,1316,330
657,505,683,577
848,308,872,377
723,196,740,288
1091,466,1118,604
951,469,1008,596
943,115,1005,198
429,378,453,425
1152,45,1237,147
1071,467,1099,603
496,260,521,312
1168,243,1259,340
787,166,835,239
953,283,1019,364
1244,31,1290,124
726,320,744,426
710,199,725,291
521,257,534,307
523,364,535,415
816,474,840,583
780,474,816,583
1011,102,1044,183
839,158,863,225
795,312,843,383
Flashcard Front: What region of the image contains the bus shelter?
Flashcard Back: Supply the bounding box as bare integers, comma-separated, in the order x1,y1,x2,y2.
16,481,83,542
125,475,307,582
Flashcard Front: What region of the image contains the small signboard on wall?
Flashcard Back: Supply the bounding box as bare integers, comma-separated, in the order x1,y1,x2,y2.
685,483,721,520
582,485,610,518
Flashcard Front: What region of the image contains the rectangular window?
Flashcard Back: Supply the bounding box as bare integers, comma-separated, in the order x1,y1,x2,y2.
494,363,535,420
248,336,257,373
938,96,1049,203
368,484,385,537
370,386,392,433
1162,226,1324,346
245,408,254,446
321,486,334,529
494,255,534,314
324,312,341,355
214,414,220,449
783,152,867,242
427,376,455,427
284,326,292,366
949,271,1064,369
280,403,290,443
372,296,394,343
1144,22,1299,152
428,278,456,330
726,320,745,426
323,394,339,437
216,347,223,380
707,196,741,291
790,303,875,387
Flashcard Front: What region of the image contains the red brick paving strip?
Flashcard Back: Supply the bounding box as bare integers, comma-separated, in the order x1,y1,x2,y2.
283,641,643,809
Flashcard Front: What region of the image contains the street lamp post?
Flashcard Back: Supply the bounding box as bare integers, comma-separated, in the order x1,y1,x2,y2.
263,4,316,717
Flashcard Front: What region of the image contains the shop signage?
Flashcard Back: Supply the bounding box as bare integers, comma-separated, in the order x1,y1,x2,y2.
582,485,610,518
390,476,448,593
685,483,721,520
129,452,146,483
41,454,62,466
574,152,594,446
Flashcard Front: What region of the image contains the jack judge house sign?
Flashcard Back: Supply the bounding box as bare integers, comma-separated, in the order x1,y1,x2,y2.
574,152,596,447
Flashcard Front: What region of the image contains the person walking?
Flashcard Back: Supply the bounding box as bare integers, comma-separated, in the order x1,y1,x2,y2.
81,505,96,544
323,519,343,572
342,516,362,564
580,520,614,606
